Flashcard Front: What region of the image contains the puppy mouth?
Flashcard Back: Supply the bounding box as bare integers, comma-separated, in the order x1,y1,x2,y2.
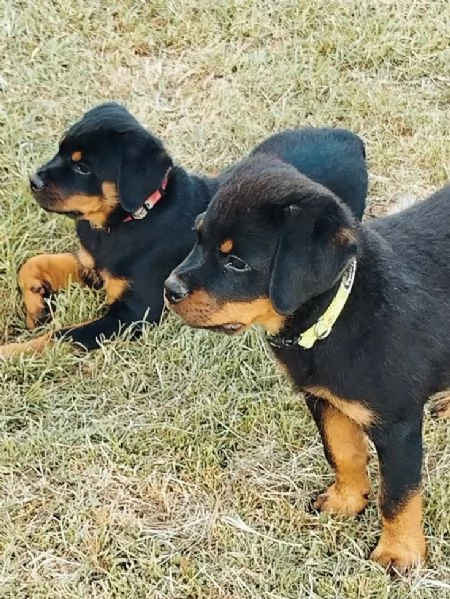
32,194,82,219
204,322,245,335
31,187,83,219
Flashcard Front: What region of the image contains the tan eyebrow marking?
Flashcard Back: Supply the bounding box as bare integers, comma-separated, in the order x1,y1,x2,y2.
71,150,82,162
220,239,234,253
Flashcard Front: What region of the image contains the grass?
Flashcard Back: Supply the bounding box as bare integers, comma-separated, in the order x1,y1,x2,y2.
1,0,450,596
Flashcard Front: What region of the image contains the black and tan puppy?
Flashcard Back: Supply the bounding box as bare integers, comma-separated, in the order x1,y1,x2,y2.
165,154,450,569
0,103,367,355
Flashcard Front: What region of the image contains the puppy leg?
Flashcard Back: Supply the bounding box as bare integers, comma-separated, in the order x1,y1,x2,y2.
306,396,371,516
0,297,154,356
0,333,52,356
369,418,426,570
51,296,157,349
19,253,84,329
0,291,164,356
0,314,124,356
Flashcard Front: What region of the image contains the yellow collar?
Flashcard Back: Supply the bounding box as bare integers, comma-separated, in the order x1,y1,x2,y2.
297,257,357,349
268,257,357,350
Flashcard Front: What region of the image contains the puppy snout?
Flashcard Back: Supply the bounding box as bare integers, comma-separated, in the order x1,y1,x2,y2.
164,274,189,304
29,172,45,192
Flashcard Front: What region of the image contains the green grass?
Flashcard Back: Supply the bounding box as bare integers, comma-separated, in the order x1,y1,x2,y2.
1,1,450,597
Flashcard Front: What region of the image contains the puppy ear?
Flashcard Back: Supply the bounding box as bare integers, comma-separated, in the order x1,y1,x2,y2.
269,200,357,315
117,139,173,213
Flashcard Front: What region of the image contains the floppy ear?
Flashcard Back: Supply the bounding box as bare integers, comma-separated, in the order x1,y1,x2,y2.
269,201,357,315
117,139,173,213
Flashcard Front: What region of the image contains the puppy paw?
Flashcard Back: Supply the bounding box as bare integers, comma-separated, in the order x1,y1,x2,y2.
313,483,369,516
19,259,54,329
22,280,53,329
0,334,52,358
370,538,426,571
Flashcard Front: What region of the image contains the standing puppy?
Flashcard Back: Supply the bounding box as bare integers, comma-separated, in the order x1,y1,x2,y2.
165,154,450,569
0,103,367,354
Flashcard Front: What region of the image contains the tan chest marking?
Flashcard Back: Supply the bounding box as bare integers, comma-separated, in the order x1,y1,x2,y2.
77,247,95,270
305,385,377,428
101,270,130,304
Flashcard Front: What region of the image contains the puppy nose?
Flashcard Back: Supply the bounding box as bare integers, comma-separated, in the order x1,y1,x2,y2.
29,172,45,191
164,274,189,304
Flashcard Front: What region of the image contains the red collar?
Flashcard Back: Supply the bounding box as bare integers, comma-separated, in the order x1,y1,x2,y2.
122,166,172,223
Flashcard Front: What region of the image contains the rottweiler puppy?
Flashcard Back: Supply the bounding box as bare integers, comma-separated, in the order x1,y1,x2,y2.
0,103,367,355
165,153,450,569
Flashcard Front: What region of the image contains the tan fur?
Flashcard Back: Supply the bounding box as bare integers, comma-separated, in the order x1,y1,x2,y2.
0,316,103,357
334,227,356,245
313,403,370,515
0,333,52,357
19,253,82,329
171,289,285,335
77,247,95,270
61,181,118,228
305,385,377,427
71,150,82,161
370,491,426,569
219,239,234,253
101,271,129,304
76,246,104,288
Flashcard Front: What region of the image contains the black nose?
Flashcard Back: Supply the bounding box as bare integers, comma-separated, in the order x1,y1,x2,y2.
164,274,190,304
29,172,45,191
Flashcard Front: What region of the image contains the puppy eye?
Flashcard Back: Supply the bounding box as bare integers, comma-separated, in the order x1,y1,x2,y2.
73,161,91,175
224,255,250,272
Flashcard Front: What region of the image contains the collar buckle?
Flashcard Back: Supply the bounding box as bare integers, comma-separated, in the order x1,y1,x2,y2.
131,206,148,220
314,317,332,341
123,166,173,224
267,335,297,349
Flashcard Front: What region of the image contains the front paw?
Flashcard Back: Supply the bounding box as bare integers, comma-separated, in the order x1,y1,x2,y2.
23,280,53,329
0,333,52,358
80,267,104,290
313,483,370,516
370,538,426,571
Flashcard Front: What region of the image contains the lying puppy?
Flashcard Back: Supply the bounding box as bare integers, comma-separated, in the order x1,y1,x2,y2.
0,103,367,355
165,153,450,569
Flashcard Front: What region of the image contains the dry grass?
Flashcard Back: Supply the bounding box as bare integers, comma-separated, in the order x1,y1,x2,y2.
1,1,450,597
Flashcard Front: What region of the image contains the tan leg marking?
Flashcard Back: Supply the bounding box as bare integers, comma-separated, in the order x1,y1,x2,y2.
77,247,95,270
77,247,103,289
313,404,371,516
101,271,129,304
19,253,83,329
0,316,100,358
0,333,52,357
370,491,426,569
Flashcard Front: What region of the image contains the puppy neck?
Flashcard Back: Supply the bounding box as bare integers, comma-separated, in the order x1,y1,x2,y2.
270,226,387,350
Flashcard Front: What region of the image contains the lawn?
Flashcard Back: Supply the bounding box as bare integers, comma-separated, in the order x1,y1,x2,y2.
1,1,450,597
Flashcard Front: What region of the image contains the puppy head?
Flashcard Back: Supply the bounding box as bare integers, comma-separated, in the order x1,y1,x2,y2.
164,155,357,335
29,102,173,228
